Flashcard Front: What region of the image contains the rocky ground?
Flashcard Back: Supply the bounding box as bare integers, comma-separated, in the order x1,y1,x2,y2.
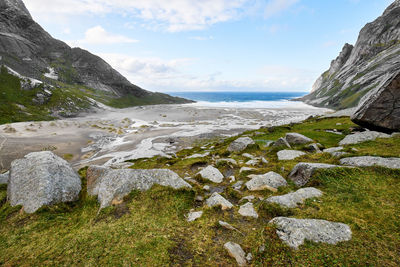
0,115,399,266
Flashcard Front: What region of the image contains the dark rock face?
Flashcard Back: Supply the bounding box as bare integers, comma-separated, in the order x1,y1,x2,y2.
302,0,400,110
0,0,189,103
351,72,400,132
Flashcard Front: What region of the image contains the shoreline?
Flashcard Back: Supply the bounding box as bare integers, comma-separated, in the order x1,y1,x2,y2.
0,103,331,171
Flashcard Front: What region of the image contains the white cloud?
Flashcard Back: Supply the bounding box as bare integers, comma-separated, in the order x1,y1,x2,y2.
68,26,138,46
25,0,301,32
264,0,299,18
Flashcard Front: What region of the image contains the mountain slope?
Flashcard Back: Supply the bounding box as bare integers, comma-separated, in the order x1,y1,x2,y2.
0,0,190,123
302,0,400,110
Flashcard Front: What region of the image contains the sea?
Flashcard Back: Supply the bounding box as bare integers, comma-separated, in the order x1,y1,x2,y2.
167,91,315,109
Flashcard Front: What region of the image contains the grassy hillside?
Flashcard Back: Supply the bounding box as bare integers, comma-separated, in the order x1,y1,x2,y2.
0,117,399,266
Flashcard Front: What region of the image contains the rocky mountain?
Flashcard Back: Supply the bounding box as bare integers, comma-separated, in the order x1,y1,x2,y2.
302,0,400,111
0,0,190,123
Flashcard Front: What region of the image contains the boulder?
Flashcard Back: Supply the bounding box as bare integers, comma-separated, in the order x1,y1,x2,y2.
0,171,9,184
351,72,400,132
339,131,391,145
197,166,224,183
245,172,287,192
86,166,191,209
340,156,400,169
216,158,238,166
245,159,259,166
8,151,81,213
285,133,313,145
227,137,255,152
269,217,352,249
288,163,339,187
186,210,203,222
224,242,247,266
273,137,291,148
242,153,256,159
206,192,233,210
238,202,258,218
277,150,307,161
266,187,323,208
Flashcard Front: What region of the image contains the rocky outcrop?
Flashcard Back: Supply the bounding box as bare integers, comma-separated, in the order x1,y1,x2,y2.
86,165,191,209
269,217,352,249
340,156,400,169
302,1,400,111
7,151,81,213
266,188,323,208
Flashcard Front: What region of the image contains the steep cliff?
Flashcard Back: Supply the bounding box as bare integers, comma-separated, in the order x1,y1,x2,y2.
302,0,400,110
0,0,190,123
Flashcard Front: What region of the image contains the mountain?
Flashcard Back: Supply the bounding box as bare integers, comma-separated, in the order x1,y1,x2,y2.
0,0,191,123
301,0,400,111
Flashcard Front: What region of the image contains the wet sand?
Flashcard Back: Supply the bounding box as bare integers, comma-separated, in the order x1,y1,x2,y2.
0,103,330,171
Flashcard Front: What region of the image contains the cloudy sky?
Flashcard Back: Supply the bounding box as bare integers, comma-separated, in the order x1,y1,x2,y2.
24,0,392,92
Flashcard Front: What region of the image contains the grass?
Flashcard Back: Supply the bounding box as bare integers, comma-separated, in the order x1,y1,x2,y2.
0,117,399,266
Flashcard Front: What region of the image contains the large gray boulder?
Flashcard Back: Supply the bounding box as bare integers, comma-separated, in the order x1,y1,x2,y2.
197,166,224,183
245,172,287,192
266,188,323,208
340,156,400,169
285,133,313,145
277,150,306,161
339,131,391,145
86,166,191,209
7,151,81,213
269,217,352,249
227,137,255,152
352,71,400,132
0,171,9,185
288,163,339,187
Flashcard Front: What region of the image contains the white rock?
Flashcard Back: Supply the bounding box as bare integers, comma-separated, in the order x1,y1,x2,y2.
277,150,307,161
240,167,256,173
266,188,323,208
206,192,233,210
216,158,238,166
197,166,224,183
340,156,400,169
339,131,391,145
238,202,258,218
219,220,238,231
186,211,203,222
224,242,247,266
242,153,256,159
246,172,287,192
228,137,255,152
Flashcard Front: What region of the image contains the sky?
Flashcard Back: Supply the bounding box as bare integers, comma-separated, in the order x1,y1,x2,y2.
23,0,393,93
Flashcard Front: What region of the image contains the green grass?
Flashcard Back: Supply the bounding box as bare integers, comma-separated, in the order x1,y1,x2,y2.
0,117,399,266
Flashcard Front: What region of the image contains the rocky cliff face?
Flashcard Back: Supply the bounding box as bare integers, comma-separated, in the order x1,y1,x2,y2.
0,0,189,117
302,0,400,110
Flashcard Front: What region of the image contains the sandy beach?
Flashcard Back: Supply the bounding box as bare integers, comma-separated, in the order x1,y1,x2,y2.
0,102,330,172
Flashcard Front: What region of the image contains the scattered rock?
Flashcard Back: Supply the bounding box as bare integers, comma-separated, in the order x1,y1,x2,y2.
306,144,321,153
228,137,255,152
197,166,224,183
232,181,244,190
269,217,352,249
239,195,255,203
245,159,259,166
285,133,313,145
219,220,238,231
266,188,323,208
203,185,211,191
229,176,236,183
323,147,344,154
224,242,247,266
186,210,203,222
339,131,391,145
340,156,400,169
216,158,238,166
0,171,9,185
8,151,81,213
86,166,191,209
273,137,291,148
242,153,256,159
239,167,256,173
277,150,307,161
246,253,253,262
195,195,204,202
206,192,233,210
246,172,287,192
288,163,339,187
238,202,258,218
187,152,210,159
261,157,269,164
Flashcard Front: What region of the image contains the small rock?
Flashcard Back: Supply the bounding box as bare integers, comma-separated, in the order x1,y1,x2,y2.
184,177,200,185
197,166,224,183
219,220,238,231
203,185,210,191
232,181,244,190
228,137,255,152
269,217,352,249
216,158,238,166
239,195,255,203
195,195,204,201
229,176,236,183
186,211,203,222
323,147,344,154
288,163,339,187
0,171,9,185
242,153,256,159
246,253,253,262
340,156,400,169
306,144,321,153
239,202,258,218
285,133,313,145
277,150,307,161
339,131,391,145
273,137,291,148
261,157,269,164
224,242,247,266
206,192,234,210
266,188,323,208
240,167,256,173
245,159,259,166
246,172,287,192
331,152,349,158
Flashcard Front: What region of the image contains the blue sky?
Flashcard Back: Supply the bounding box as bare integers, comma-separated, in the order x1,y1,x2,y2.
24,0,393,92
